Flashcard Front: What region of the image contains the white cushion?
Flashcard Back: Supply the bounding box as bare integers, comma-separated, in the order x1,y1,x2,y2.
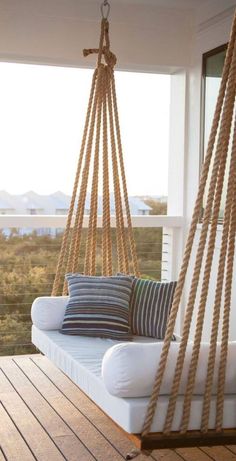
32,326,236,433
102,341,236,397
31,296,68,330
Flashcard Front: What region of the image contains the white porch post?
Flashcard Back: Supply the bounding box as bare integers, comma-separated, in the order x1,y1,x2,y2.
163,70,188,335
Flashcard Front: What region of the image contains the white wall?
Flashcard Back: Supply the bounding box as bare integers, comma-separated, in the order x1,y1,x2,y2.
0,0,194,72
183,0,236,341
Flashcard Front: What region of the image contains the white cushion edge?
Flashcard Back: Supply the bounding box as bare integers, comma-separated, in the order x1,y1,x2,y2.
31,296,68,330
102,340,236,398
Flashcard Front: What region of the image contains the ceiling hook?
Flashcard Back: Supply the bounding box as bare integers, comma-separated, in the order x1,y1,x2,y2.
101,0,110,19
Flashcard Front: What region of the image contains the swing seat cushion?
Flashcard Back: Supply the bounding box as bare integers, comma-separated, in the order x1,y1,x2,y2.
102,340,236,398
31,296,236,433
61,274,133,340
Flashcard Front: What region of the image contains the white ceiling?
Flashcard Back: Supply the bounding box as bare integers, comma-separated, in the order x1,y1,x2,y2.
108,0,210,9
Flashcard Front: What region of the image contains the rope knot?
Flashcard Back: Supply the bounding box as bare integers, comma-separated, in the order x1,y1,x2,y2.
83,18,116,68
83,46,117,68
103,46,117,68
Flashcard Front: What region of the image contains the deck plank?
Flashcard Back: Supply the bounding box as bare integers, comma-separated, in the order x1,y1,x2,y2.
201,446,236,461
1,354,235,461
0,369,66,461
0,401,35,461
32,355,185,461
0,361,94,461
31,355,154,461
176,447,215,461
14,356,125,461
151,448,187,460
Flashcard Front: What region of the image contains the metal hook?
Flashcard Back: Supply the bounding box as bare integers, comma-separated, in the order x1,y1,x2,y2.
101,0,110,19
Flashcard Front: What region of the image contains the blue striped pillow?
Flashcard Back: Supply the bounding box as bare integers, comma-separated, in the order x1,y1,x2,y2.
130,278,177,339
61,274,133,340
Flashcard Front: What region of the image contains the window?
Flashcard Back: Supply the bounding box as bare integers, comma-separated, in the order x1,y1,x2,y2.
201,44,227,221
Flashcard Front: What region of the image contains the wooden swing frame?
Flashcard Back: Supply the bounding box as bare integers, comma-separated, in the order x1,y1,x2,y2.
131,429,236,451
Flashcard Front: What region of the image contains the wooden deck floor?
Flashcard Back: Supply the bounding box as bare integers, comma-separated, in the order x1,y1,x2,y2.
0,355,236,461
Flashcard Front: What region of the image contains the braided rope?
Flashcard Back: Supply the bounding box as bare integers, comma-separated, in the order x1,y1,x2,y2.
201,115,236,432
111,74,140,276
53,17,139,295
142,11,236,437
69,69,101,276
180,43,236,432
163,93,235,436
84,66,103,275
180,108,236,434
163,36,236,435
102,68,113,275
97,19,106,66
65,21,105,279
51,70,97,295
216,176,236,431
106,69,129,273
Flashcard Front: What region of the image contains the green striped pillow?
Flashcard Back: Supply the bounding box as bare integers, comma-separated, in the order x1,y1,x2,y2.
61,274,133,340
130,278,177,339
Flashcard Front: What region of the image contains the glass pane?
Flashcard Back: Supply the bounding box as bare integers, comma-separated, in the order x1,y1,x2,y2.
204,48,226,152
202,46,227,222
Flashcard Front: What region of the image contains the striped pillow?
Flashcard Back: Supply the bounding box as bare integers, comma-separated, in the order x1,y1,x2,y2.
130,278,177,339
61,274,133,340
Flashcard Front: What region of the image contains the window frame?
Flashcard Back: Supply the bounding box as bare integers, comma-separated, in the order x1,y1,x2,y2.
199,43,228,222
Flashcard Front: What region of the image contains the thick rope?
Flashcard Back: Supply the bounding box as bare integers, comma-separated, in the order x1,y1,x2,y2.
111,74,140,276
180,46,236,431
180,101,236,433
201,116,236,432
163,37,236,434
68,68,101,277
52,17,139,293
106,68,129,273
51,70,97,295
64,20,106,280
97,19,106,66
216,176,236,430
84,67,103,275
102,68,113,275
141,12,236,436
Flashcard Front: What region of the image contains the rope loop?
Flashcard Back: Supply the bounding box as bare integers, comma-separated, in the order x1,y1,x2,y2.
83,18,117,69
101,1,110,19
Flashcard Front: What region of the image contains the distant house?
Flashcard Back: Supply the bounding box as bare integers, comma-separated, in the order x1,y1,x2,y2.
0,190,151,236
0,190,151,216
84,195,151,216
0,191,16,215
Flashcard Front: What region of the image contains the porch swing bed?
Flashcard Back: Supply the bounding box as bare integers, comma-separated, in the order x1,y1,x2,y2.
31,300,236,449
31,2,236,457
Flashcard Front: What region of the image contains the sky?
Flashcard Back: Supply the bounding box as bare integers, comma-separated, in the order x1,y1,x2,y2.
0,62,170,197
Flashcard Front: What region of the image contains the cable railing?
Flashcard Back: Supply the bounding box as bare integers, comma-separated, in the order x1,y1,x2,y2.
0,215,183,356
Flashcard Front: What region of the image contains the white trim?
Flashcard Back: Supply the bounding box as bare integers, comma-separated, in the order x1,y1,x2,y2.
0,215,183,229
197,5,235,33
0,54,182,75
